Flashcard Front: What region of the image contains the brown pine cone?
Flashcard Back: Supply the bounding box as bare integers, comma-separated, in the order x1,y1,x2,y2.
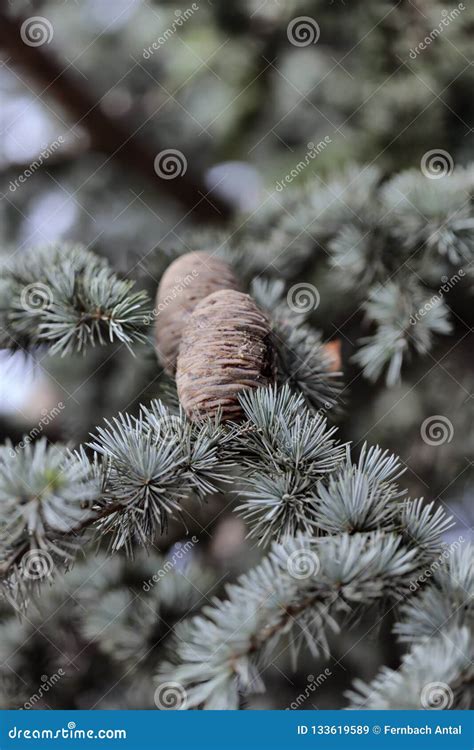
154,251,240,374
176,289,276,421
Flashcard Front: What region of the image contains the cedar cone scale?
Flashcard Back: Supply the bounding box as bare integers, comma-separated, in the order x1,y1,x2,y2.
155,251,240,375
176,289,276,422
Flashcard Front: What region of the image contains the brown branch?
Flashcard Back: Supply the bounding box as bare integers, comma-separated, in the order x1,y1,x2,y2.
0,9,233,222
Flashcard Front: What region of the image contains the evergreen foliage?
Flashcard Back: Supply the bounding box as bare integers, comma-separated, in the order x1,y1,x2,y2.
238,164,473,384
0,244,150,354
1,381,469,709
1,0,473,712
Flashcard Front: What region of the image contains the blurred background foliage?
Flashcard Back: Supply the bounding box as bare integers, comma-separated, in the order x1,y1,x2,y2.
0,0,472,708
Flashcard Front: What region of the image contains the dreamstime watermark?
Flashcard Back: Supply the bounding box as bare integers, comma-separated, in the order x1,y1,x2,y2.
420,681,454,709
154,149,187,179
21,549,54,581
8,725,127,741
9,136,65,193
286,669,332,709
22,670,65,710
154,681,187,709
143,4,199,58
314,402,337,428
286,549,320,580
287,16,320,47
20,16,54,47
409,535,464,592
287,283,320,315
275,137,332,192
142,536,198,591
144,270,199,325
409,4,465,59
420,415,454,446
420,149,454,179
317,400,336,420
20,282,54,313
409,269,465,326
9,403,66,458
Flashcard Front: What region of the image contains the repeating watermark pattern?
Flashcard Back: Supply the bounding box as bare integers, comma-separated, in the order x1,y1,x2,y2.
409,4,466,59
286,549,320,580
142,536,198,591
420,149,454,179
22,670,65,710
154,149,188,179
9,403,66,458
287,283,320,314
409,269,465,326
144,270,199,325
275,137,332,192
286,669,332,709
9,136,65,193
20,282,54,313
317,401,336,419
420,415,454,446
420,681,454,709
21,549,54,581
143,4,199,58
287,17,320,47
154,681,187,710
409,535,464,592
20,16,54,47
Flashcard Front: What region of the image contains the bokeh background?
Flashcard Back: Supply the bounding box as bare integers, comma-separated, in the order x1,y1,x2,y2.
0,0,472,709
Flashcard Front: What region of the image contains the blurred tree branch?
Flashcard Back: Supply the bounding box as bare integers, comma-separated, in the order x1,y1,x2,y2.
0,9,233,222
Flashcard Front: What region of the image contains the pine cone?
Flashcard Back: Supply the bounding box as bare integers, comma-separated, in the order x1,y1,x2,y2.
176,289,276,421
154,251,239,374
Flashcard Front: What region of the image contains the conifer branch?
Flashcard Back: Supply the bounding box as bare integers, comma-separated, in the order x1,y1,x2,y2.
347,543,473,709
1,244,150,355
352,279,452,385
0,386,454,609
0,398,236,602
88,400,237,553
252,278,344,414
235,164,474,384
157,526,452,709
